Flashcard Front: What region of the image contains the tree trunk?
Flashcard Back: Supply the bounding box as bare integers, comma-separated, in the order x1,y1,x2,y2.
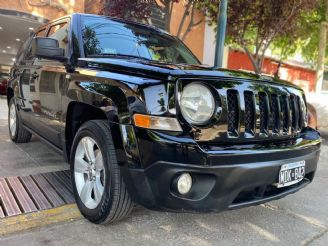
176,2,193,38
244,47,261,74
274,61,282,79
315,21,328,93
162,0,173,32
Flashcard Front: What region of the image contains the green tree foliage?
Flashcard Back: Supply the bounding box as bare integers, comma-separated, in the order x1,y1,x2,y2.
100,0,204,41
82,26,101,55
297,1,327,63
271,1,326,64
100,0,154,21
202,0,318,73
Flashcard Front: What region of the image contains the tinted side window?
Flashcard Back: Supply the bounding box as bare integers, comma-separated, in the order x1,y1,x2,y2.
47,22,69,53
36,28,47,37
24,39,34,60
16,35,33,64
81,16,200,65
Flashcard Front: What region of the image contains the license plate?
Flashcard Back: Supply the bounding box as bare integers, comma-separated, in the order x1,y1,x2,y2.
277,161,305,188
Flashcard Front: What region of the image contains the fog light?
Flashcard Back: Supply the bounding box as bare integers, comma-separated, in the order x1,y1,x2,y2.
177,173,192,195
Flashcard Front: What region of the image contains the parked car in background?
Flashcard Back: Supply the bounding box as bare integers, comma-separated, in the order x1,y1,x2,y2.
7,14,321,224
307,103,318,130
306,92,328,130
0,78,8,95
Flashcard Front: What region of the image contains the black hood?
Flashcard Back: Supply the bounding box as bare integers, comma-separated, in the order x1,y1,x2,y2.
78,57,300,89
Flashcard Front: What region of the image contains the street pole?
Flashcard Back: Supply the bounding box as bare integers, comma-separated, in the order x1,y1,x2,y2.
213,0,228,69
315,0,328,93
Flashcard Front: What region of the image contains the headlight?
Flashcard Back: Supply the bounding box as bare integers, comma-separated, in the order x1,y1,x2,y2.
180,83,215,125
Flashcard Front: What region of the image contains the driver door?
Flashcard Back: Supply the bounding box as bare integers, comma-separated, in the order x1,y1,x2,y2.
29,20,70,148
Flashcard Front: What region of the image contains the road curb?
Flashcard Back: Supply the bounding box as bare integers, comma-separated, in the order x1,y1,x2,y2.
0,204,82,237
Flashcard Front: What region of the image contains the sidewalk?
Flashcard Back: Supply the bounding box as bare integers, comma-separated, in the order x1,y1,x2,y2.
0,96,68,178
320,128,328,139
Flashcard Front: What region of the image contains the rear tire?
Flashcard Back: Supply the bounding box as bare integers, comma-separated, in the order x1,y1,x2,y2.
70,120,133,224
8,98,32,143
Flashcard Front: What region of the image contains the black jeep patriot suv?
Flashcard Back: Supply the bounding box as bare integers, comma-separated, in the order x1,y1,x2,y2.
7,13,321,224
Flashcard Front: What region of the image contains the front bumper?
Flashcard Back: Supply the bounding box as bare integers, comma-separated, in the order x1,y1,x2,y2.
120,127,321,212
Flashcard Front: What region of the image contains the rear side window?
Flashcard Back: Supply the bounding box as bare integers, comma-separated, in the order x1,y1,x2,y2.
36,28,47,37
15,35,33,64
24,39,34,60
47,22,69,53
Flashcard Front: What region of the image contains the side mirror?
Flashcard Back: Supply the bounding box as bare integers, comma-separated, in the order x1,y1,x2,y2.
31,37,66,61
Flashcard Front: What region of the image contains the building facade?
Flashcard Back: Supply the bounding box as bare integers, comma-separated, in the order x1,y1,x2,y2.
0,0,84,75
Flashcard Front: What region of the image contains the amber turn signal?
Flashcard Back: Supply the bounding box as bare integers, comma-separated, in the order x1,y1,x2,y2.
133,114,182,132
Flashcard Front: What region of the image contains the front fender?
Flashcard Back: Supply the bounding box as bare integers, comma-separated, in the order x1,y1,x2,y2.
64,72,155,124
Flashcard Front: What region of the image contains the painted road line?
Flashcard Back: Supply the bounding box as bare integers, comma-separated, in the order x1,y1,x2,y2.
0,204,82,237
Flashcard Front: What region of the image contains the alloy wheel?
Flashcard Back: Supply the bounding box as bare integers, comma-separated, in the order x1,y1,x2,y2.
74,136,106,209
9,103,17,137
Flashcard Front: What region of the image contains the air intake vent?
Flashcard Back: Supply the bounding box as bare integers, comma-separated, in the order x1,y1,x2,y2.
259,92,269,136
244,91,255,136
270,94,281,135
227,90,239,137
297,96,304,129
280,95,290,134
290,94,300,132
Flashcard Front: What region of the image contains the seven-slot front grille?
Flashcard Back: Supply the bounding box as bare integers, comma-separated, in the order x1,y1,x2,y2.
227,90,305,138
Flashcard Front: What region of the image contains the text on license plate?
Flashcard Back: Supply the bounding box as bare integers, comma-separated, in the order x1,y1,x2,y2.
277,160,305,188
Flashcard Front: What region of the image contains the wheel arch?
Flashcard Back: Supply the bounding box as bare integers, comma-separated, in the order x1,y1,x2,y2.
7,87,14,106
64,101,124,163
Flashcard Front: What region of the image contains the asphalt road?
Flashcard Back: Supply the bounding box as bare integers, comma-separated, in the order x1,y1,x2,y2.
0,96,327,246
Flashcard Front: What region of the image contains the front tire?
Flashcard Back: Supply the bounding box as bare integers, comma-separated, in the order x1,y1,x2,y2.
70,120,133,224
8,98,32,143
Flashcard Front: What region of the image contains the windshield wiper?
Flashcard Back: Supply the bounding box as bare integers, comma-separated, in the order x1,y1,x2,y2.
87,53,151,61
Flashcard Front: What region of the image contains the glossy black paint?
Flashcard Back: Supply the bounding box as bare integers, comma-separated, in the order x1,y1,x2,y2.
7,13,321,213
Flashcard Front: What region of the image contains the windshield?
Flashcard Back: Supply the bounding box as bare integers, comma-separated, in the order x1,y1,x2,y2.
81,16,200,65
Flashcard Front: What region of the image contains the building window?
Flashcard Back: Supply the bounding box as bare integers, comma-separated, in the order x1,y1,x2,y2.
322,72,328,92
150,5,166,30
